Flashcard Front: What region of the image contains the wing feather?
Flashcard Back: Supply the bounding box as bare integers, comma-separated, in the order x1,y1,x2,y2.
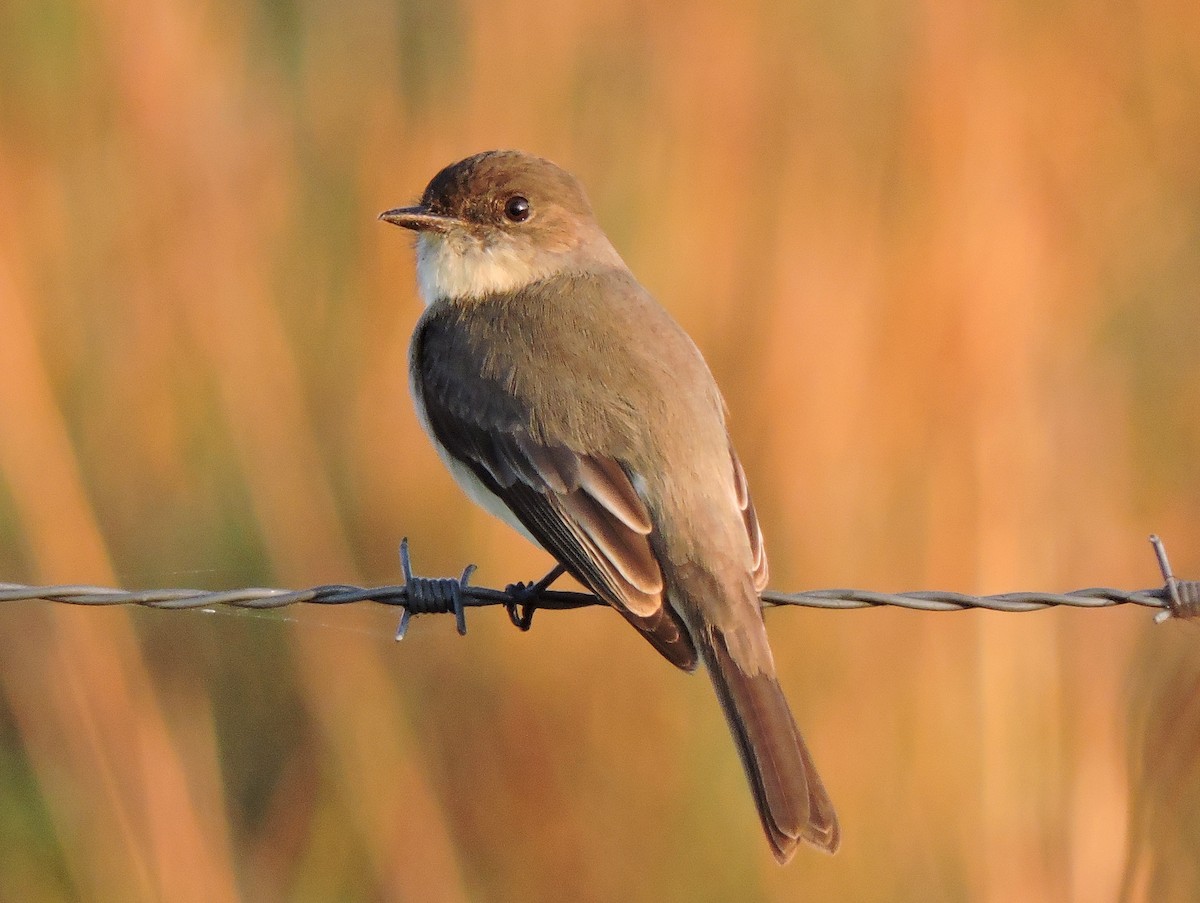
577,456,654,535
732,449,769,592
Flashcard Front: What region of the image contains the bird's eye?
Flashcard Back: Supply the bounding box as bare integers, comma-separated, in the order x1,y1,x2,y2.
504,195,531,223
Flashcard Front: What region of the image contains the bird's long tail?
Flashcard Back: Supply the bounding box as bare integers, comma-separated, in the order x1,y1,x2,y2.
698,626,840,862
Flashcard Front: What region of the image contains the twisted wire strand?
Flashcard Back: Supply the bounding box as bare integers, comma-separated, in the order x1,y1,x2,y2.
0,580,1183,611
1,537,1193,627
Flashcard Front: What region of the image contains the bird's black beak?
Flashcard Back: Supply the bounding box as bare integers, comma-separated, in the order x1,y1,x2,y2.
378,205,458,233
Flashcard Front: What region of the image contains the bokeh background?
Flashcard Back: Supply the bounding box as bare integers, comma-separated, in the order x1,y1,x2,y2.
0,0,1198,900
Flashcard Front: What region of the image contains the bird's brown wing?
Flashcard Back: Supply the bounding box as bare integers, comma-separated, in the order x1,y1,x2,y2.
731,448,769,592
413,310,697,670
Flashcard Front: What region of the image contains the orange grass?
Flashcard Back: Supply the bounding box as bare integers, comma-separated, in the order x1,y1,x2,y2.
0,0,1198,899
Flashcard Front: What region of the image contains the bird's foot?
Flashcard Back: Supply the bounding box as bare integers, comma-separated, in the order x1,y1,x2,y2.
503,563,566,632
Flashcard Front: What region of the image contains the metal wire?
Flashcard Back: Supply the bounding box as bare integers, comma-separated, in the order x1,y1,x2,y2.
0,536,1194,629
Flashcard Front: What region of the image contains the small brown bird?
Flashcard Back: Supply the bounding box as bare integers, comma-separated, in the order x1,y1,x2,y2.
381,150,838,861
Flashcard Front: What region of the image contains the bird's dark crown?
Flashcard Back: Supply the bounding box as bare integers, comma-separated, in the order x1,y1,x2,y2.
420,150,598,236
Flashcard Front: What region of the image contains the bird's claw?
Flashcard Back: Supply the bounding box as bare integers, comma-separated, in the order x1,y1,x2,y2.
503,581,539,631
503,563,566,632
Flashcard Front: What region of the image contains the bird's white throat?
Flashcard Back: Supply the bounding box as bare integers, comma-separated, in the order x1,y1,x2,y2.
415,232,548,305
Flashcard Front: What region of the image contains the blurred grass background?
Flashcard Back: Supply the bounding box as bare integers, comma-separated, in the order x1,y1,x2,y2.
0,0,1198,899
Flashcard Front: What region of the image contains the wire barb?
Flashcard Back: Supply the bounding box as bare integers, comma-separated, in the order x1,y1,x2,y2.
1149,534,1200,623
395,538,475,639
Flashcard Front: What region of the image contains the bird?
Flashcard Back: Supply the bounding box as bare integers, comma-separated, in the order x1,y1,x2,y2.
380,150,838,862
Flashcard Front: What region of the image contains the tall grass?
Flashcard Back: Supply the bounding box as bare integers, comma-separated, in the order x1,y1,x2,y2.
0,0,1197,899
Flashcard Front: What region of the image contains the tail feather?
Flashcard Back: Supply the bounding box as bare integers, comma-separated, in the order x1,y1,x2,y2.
702,628,840,862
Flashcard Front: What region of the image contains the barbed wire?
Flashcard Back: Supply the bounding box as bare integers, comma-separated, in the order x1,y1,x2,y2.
1,536,1195,638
